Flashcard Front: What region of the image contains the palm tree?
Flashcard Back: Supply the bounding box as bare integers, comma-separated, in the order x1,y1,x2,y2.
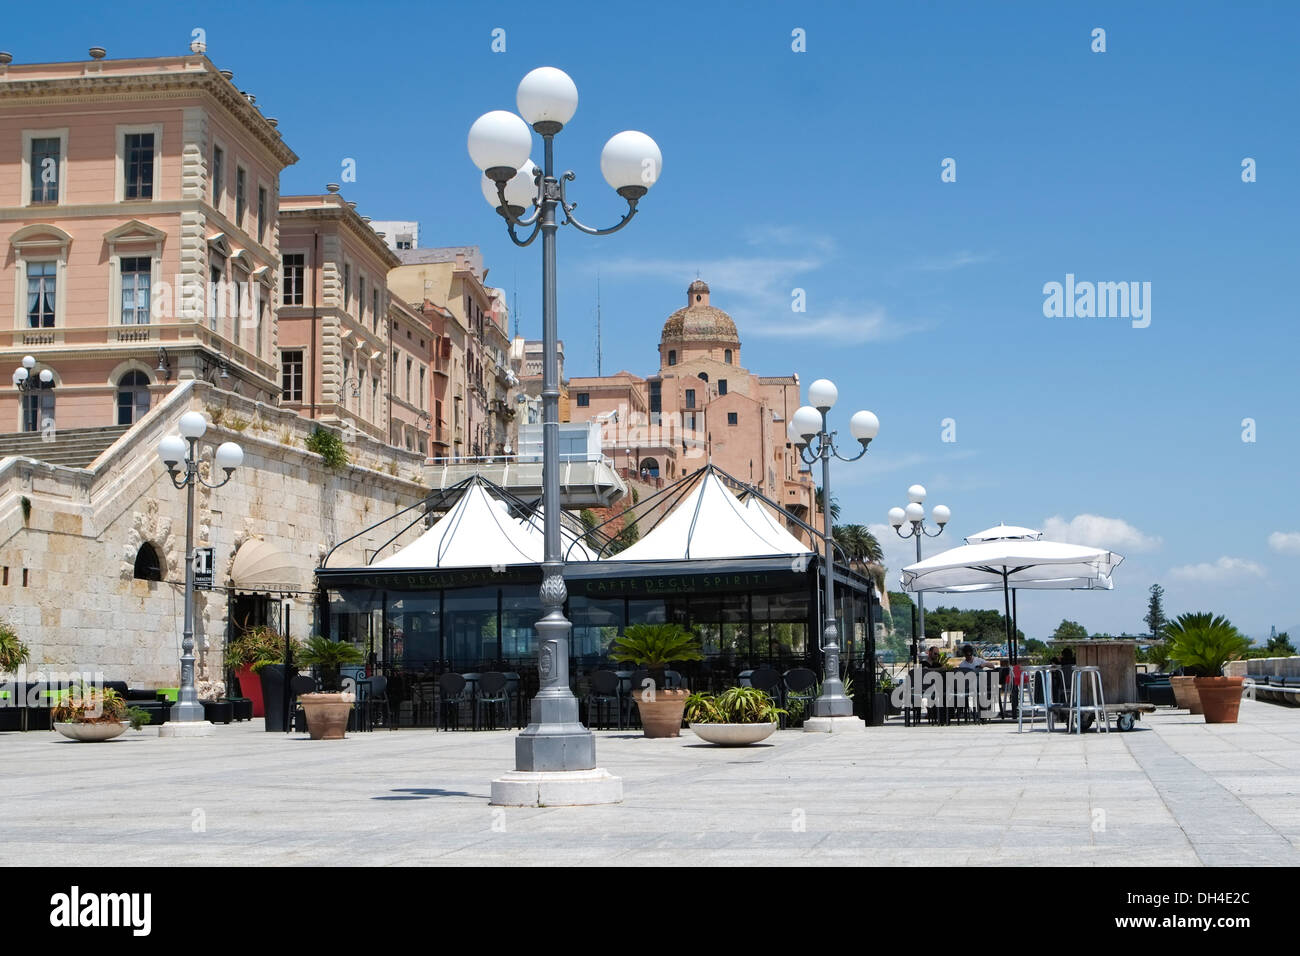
833,523,886,593
815,487,840,523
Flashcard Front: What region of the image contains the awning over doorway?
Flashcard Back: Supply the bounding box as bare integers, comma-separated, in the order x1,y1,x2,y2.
230,538,309,594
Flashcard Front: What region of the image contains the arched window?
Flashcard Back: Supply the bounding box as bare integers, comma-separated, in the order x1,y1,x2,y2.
116,370,151,425
133,542,162,581
724,349,732,364
698,372,708,383
667,350,676,366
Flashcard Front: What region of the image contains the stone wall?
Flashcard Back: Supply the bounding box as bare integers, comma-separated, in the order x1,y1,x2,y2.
1226,657,1300,679
0,380,427,686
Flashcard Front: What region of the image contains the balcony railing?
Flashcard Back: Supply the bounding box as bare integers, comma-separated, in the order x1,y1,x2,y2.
0,323,277,382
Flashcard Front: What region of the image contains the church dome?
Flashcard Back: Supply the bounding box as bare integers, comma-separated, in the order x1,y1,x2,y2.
661,279,739,345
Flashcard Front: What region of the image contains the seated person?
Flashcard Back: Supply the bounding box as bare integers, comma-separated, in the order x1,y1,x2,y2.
957,644,989,671
922,646,944,669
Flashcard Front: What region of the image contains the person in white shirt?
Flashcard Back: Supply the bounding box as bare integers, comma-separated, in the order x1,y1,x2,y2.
958,644,988,670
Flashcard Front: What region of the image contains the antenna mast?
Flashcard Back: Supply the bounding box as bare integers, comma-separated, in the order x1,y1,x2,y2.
595,271,603,377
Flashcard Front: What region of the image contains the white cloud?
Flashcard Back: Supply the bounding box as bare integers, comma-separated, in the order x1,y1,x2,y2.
597,254,821,302
1168,556,1266,582
599,252,917,345
913,250,996,272
1041,514,1161,551
868,522,924,588
745,305,914,345
742,224,837,255
1268,531,1300,555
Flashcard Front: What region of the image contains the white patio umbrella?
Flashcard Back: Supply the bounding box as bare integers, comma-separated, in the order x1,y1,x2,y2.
901,540,1123,661
965,523,1043,544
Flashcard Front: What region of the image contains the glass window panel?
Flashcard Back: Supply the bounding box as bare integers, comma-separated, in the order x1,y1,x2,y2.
386,593,440,670
442,589,498,670
30,137,60,203
125,133,155,199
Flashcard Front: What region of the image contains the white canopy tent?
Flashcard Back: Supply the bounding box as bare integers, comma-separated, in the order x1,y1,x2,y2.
741,495,815,555
609,472,812,561
369,481,545,569
516,504,599,561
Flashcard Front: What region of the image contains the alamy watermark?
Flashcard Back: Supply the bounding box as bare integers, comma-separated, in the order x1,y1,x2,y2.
1,668,107,714
889,665,1001,711
1042,274,1150,328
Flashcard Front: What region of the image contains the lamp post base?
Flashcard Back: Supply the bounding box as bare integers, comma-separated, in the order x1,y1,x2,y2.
803,715,864,734
158,720,214,738
490,768,624,807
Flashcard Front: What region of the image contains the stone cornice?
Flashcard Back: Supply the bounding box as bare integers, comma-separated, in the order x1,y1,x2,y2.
280,200,401,271
0,64,298,168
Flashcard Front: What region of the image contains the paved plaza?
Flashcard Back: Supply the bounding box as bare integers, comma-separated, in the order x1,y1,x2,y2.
3,700,1298,866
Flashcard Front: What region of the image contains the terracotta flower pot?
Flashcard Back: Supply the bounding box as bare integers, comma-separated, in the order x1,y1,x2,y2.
1194,677,1244,724
1170,675,1203,714
633,688,689,738
299,692,354,740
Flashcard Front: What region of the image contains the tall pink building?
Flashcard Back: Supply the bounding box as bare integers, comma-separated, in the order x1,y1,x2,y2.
0,52,298,436
568,280,818,533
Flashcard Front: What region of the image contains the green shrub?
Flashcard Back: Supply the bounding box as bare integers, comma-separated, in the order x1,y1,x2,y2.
0,618,31,673
306,427,348,469
610,624,703,677
1165,612,1251,677
297,635,365,692
685,686,785,725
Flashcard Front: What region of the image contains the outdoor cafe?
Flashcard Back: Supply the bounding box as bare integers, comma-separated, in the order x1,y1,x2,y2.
312,468,880,728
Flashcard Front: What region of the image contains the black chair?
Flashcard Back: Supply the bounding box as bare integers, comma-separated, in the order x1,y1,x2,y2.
625,669,656,728
750,666,783,704
586,670,623,730
475,672,511,730
361,675,392,730
438,673,468,731
503,672,523,728
782,668,817,727
288,675,317,732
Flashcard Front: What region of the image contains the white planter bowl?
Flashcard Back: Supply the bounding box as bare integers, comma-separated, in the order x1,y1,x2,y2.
689,722,778,746
54,721,126,742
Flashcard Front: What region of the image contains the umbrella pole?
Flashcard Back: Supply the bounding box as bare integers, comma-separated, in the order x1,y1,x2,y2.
1012,588,1018,661
1002,569,1014,665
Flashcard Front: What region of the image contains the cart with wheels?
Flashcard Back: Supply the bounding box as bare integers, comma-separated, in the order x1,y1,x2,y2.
1050,701,1155,731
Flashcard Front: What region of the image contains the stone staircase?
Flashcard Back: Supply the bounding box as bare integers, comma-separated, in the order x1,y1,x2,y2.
0,425,132,468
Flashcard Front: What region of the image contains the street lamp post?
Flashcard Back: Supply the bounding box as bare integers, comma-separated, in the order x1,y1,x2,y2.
11,354,55,392
155,411,243,738
788,379,879,732
469,66,660,804
888,485,950,663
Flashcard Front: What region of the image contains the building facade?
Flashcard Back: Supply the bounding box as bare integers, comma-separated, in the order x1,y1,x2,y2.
276,188,439,452
388,247,514,459
1,52,297,434
567,280,817,532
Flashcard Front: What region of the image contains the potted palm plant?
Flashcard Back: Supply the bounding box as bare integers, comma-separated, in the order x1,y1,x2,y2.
610,623,703,738
225,625,286,718
296,636,364,740
51,685,150,741
684,685,785,745
1165,612,1252,724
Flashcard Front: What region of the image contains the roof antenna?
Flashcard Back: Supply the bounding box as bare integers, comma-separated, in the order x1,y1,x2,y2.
511,270,519,339
594,270,602,377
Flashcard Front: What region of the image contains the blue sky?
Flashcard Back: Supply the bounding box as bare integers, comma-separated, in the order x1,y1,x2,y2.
15,1,1299,640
